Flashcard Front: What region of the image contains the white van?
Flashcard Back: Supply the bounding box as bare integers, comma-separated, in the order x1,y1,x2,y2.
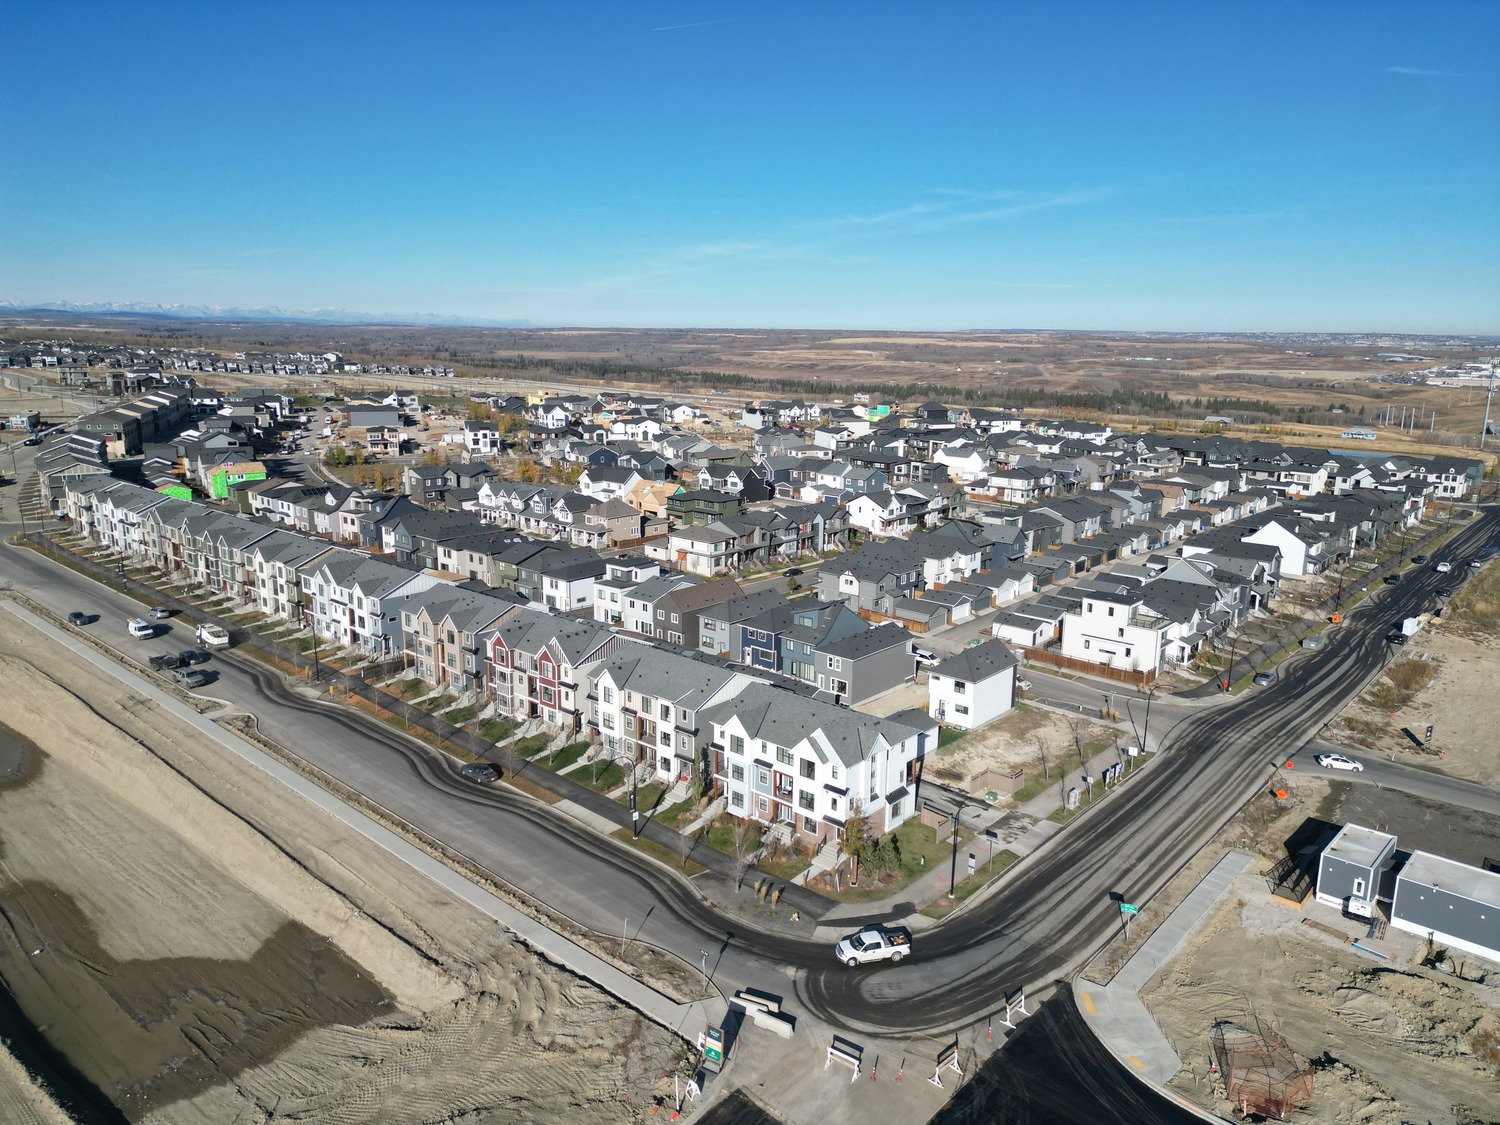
127,618,155,639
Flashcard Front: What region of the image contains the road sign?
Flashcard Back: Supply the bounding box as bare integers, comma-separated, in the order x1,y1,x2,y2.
1120,903,1140,915
703,1025,724,1069
1425,724,1434,752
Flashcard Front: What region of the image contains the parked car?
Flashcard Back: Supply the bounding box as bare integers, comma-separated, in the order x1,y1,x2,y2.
1411,554,1429,565
149,606,172,619
1382,574,1401,586
911,647,938,666
1385,631,1408,645
1437,587,1456,598
1316,753,1364,772
1016,678,1032,691
783,567,803,577
67,611,89,626
460,762,501,783
1470,559,1484,569
22,434,42,446
1434,561,1452,573
1252,671,1276,686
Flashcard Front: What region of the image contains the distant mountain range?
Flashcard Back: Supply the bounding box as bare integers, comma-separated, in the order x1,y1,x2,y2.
0,299,533,329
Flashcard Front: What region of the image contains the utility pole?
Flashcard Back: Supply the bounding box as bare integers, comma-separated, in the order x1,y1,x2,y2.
1481,370,1497,452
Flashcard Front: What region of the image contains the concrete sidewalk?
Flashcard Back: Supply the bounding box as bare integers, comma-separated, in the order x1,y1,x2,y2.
1,598,719,1047
1076,850,1256,1088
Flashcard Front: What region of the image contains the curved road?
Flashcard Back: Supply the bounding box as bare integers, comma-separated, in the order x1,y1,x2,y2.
3,491,1496,1042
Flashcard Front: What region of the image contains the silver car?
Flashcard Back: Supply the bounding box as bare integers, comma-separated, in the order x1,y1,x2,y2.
1315,753,1364,772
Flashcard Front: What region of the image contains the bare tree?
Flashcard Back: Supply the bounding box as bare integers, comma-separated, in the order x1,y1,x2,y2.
842,799,869,883
1067,717,1090,770
1033,732,1051,782
732,819,764,890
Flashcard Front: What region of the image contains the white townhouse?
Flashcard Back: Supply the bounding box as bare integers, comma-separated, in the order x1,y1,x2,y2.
303,553,451,657
706,683,935,847
245,531,338,621
581,647,761,792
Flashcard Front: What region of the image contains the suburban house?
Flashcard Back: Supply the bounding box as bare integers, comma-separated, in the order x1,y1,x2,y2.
927,640,1020,731
1315,823,1399,915
487,610,634,732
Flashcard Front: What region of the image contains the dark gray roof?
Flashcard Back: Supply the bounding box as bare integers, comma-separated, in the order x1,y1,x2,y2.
931,639,1019,682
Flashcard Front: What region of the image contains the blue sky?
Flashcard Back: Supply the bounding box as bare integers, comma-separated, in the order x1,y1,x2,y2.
4,0,1498,333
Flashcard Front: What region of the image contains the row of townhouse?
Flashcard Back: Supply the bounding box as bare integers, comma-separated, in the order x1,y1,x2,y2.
706,683,934,845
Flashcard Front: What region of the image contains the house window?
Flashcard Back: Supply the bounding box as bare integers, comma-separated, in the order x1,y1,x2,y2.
800,759,816,780
955,703,970,715
889,798,903,821
1084,639,1091,650
776,747,793,766
730,791,745,809
603,713,615,731
756,767,770,787
954,681,967,694
731,735,745,755
798,790,814,810
731,764,744,782
831,765,840,781
660,703,671,721
757,795,768,813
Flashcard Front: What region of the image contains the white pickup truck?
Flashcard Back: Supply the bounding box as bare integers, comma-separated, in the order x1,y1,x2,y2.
196,623,230,648
834,926,912,967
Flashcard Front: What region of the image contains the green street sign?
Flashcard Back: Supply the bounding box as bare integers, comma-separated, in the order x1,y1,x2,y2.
1120,903,1140,915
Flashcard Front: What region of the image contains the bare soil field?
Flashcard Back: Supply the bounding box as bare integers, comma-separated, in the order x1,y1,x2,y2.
1325,571,1500,786
0,612,684,1124
1079,604,1500,1125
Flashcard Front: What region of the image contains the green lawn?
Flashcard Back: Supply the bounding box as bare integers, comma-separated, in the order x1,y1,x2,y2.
478,718,519,743
512,733,553,759
651,797,698,831
576,762,624,792
443,704,483,725
937,726,968,749
529,739,586,769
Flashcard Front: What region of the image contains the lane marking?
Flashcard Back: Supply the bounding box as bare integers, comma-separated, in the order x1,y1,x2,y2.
1080,992,1095,1015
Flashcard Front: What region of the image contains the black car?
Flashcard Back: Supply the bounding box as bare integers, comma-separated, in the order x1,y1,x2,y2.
1383,574,1401,585
1437,587,1456,597
22,434,42,446
178,649,210,665
784,567,803,577
460,762,501,783
1411,554,1429,565
149,652,186,671
67,611,89,626
1385,631,1408,645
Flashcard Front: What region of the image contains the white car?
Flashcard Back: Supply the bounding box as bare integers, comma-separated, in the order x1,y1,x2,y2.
911,647,938,666
1016,678,1032,691
1434,561,1452,573
1315,753,1364,772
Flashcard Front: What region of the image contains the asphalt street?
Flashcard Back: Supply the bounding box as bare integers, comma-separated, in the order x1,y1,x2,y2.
3,471,1497,1041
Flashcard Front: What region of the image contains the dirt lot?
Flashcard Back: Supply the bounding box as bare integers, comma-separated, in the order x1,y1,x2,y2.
927,703,1120,798
1325,591,1500,787
1142,861,1500,1125
1104,757,1500,1125
0,611,685,1124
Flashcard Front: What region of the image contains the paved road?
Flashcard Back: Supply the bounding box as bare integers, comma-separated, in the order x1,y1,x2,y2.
1288,737,1500,818
5,503,1498,1043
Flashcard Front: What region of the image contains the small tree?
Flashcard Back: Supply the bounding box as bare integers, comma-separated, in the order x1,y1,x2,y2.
842,799,868,883
1033,732,1051,782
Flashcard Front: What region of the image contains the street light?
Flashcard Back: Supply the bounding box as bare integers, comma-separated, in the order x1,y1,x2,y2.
946,797,981,899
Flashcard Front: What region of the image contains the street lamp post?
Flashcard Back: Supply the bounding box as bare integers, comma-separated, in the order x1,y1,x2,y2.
1140,685,1159,754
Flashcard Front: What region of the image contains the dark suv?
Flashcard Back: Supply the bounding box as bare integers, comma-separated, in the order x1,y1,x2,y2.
149,653,186,672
